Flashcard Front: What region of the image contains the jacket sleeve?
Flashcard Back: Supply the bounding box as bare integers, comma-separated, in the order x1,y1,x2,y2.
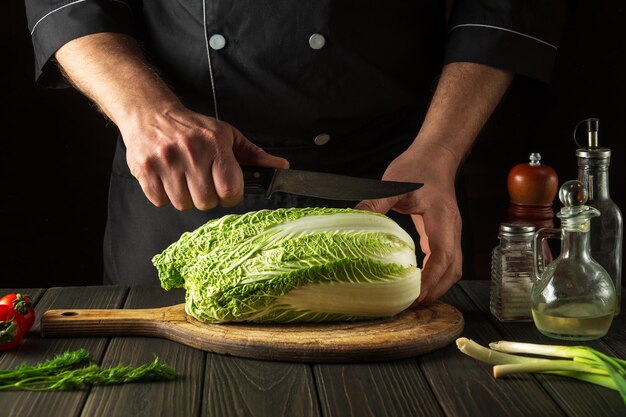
25,0,139,88
444,0,567,83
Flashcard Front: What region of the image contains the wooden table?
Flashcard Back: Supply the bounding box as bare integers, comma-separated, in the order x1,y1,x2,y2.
0,281,623,417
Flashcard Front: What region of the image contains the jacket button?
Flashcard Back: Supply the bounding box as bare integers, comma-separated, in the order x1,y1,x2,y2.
309,34,326,50
209,34,226,50
314,133,331,145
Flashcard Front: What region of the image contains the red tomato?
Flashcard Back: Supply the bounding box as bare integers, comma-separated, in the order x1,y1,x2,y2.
0,304,24,351
0,293,36,331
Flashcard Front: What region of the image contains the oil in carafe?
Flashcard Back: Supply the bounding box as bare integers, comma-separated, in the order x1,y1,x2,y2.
531,180,617,341
532,302,615,340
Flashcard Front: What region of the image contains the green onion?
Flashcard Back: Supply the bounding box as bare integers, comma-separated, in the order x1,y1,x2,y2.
456,338,626,404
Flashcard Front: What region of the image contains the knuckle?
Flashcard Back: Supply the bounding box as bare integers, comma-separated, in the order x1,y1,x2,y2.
194,190,219,210
220,197,242,209
151,196,169,208
218,188,243,207
172,200,193,211
355,200,377,212
130,157,154,179
198,126,220,144
154,142,178,163
196,199,219,211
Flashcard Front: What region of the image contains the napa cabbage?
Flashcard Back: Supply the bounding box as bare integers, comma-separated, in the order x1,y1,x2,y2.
152,207,421,323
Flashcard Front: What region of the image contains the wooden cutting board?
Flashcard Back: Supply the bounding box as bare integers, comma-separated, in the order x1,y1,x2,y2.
41,302,464,363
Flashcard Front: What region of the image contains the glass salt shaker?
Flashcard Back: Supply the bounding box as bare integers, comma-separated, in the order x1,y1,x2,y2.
532,180,617,340
490,222,537,321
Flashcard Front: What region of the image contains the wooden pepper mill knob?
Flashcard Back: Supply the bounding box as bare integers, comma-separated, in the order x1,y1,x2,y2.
507,153,559,229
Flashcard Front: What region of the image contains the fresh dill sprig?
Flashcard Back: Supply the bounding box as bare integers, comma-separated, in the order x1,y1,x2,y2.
0,349,90,384
0,350,176,391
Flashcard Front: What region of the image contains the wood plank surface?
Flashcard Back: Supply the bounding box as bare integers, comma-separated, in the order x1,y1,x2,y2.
459,281,625,417
2,283,621,417
202,354,320,417
420,285,567,417
315,359,444,417
0,286,129,417
79,286,205,417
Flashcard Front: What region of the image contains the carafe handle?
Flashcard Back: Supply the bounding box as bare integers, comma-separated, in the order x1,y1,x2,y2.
534,228,561,281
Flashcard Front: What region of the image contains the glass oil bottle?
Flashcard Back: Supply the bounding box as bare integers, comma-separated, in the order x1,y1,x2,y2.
575,118,623,314
531,180,617,340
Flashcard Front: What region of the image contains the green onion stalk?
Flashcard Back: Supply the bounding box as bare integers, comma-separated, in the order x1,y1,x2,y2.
456,338,626,404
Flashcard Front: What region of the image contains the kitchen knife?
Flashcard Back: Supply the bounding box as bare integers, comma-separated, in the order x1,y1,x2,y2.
242,166,423,201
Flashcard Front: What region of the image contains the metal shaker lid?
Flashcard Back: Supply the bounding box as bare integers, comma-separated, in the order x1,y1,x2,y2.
498,222,536,237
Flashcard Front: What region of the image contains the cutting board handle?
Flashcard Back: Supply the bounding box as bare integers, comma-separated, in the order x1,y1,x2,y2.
40,304,185,338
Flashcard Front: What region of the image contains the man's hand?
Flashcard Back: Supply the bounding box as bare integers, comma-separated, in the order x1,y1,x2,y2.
55,32,288,211
357,62,513,303
121,105,288,210
355,144,462,304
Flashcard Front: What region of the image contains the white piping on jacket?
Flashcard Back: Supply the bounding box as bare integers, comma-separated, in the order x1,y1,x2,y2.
202,0,220,120
449,23,557,50
30,0,132,36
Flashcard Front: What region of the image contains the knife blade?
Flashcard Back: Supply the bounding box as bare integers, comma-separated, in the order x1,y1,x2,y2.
242,166,423,201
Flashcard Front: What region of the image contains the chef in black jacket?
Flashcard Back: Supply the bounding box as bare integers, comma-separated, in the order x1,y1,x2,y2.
25,1,565,302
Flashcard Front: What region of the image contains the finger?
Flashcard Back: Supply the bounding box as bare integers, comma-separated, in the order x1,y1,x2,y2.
232,131,289,169
354,196,399,214
212,153,244,207
411,214,431,266
136,172,170,208
186,170,219,210
417,250,450,301
161,170,194,211
419,252,462,303
174,124,221,210
418,214,462,303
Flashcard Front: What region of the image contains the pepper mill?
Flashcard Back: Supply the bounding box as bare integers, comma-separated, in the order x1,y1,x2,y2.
507,153,559,229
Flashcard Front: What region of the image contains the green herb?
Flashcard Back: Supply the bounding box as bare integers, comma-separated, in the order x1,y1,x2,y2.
456,338,626,404
0,349,89,384
0,349,176,391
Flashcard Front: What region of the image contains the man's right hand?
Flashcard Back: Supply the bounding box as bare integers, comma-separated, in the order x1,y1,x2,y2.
121,106,288,211
55,32,288,211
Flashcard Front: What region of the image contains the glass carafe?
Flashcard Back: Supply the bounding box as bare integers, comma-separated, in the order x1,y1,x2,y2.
531,180,617,340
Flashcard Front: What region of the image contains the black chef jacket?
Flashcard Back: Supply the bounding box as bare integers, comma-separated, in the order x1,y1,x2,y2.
25,0,566,285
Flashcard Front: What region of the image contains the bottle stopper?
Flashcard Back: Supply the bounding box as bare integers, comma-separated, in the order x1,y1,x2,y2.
557,180,600,227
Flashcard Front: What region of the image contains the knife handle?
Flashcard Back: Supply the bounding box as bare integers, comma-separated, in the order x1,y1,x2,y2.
241,166,276,196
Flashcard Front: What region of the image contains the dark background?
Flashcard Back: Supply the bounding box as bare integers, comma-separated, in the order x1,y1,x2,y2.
2,1,624,288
